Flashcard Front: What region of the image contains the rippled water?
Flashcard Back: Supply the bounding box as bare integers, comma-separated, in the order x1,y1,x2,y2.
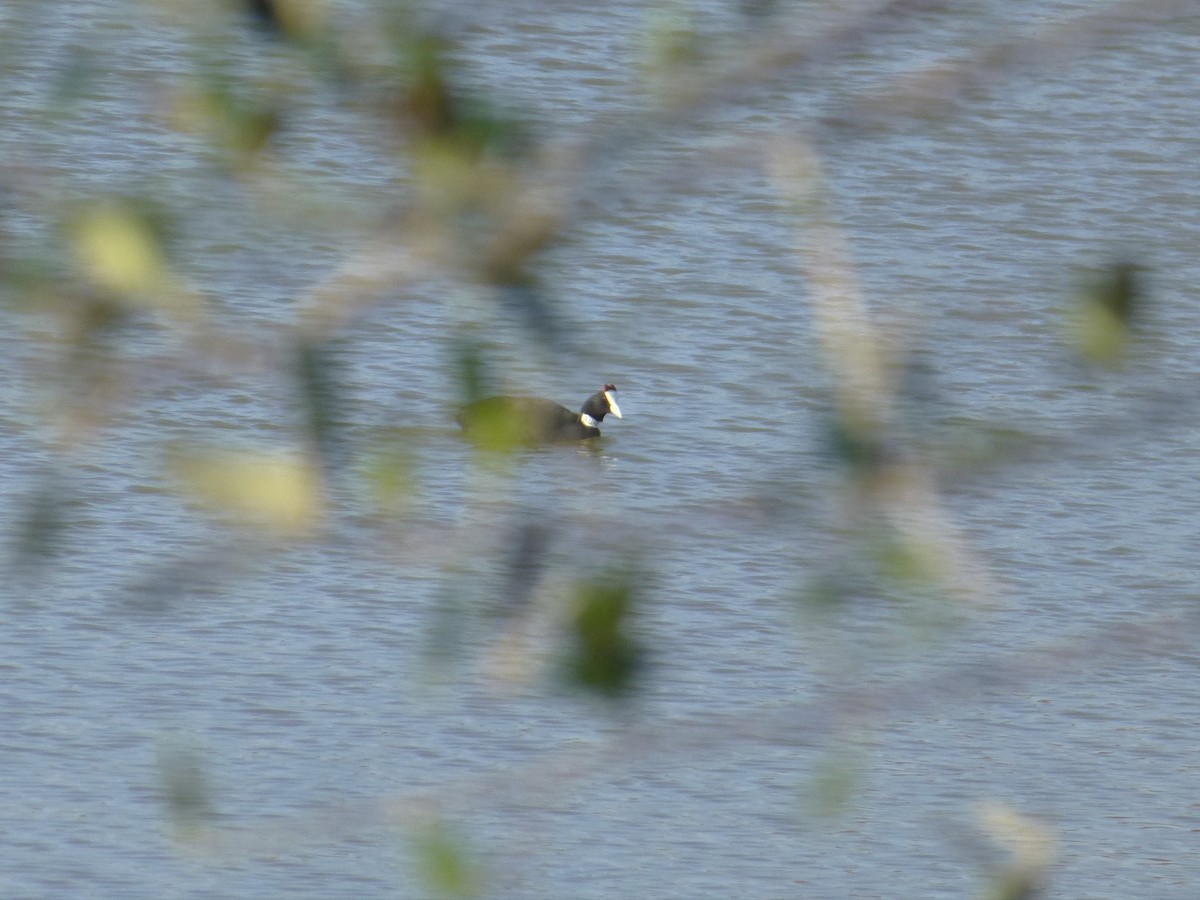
3,2,1200,897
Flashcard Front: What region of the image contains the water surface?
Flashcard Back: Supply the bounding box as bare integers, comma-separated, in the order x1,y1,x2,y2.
2,2,1199,897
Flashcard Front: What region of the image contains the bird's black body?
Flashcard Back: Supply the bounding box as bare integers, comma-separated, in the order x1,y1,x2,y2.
457,384,622,446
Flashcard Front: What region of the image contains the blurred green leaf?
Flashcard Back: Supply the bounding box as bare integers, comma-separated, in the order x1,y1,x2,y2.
643,6,707,77
412,819,482,900
872,526,938,587
455,398,527,454
562,566,646,699
1070,260,1143,365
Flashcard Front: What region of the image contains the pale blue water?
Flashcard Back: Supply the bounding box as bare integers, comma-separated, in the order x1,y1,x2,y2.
2,2,1200,898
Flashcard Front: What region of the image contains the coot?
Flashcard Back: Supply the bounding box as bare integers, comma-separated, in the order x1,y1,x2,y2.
457,384,623,446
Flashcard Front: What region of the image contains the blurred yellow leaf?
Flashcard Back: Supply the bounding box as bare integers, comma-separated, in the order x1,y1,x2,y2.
976,801,1056,900
73,206,167,297
1075,297,1128,364
977,801,1055,870
1071,300,1128,363
70,203,203,321
169,448,323,535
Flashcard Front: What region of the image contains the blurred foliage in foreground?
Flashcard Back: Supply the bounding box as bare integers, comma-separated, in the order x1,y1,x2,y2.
1,0,1178,895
